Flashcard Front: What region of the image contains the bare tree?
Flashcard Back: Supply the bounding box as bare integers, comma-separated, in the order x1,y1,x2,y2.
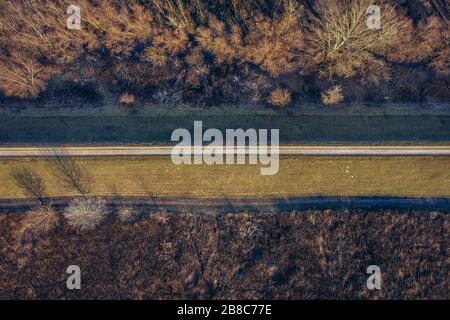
306,0,407,80
10,167,48,205
308,0,403,56
47,148,91,195
0,53,58,98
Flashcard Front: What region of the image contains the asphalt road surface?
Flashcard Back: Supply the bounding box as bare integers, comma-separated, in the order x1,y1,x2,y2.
1,195,449,211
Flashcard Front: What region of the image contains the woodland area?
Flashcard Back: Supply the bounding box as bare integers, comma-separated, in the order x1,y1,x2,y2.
0,0,449,107
0,208,448,299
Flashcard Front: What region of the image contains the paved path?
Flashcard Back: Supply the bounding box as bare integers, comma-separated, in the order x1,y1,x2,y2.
1,196,449,211
0,146,449,157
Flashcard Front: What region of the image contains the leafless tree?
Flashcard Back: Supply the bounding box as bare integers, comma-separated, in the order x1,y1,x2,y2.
308,0,403,56
0,53,58,98
10,167,48,205
46,148,91,195
306,0,407,81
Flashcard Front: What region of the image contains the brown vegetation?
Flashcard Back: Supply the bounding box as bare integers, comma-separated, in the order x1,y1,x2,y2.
321,85,344,105
22,205,59,235
307,0,405,82
268,88,292,106
0,208,448,299
119,93,135,105
0,0,448,105
63,196,108,231
117,206,139,223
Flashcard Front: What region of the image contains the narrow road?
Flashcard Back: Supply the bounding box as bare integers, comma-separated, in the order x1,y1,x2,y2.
0,146,449,157
1,196,449,211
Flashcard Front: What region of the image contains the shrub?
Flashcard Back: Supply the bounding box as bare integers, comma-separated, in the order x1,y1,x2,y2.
119,93,135,105
268,88,291,107
64,197,108,231
321,85,344,105
144,47,168,67
117,206,138,223
242,5,307,77
23,204,59,235
195,15,242,65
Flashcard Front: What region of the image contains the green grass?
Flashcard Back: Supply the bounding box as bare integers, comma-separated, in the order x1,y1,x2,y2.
0,113,449,145
0,156,449,199
0,103,449,145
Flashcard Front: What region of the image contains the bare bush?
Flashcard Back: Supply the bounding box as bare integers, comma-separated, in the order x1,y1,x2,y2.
117,206,139,223
195,16,242,65
268,88,291,106
84,1,155,56
23,204,59,235
64,196,108,231
0,0,88,63
10,167,48,205
0,0,156,98
242,4,308,77
152,0,196,32
144,47,168,67
321,85,344,105
119,93,135,106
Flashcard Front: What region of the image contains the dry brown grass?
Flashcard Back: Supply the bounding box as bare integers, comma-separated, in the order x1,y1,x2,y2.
1,156,450,199
0,209,448,299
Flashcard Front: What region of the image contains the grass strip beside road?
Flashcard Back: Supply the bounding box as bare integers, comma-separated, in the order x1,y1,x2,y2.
0,114,449,145
0,156,448,199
